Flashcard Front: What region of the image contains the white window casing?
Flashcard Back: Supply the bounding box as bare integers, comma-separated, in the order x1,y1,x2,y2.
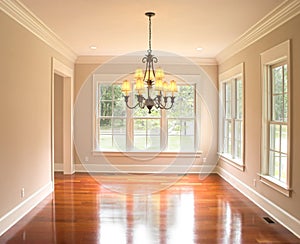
219,63,245,170
260,40,291,197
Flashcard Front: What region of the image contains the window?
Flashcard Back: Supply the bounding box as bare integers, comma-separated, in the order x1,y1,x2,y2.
260,40,291,196
268,63,288,182
95,84,126,151
167,85,195,152
133,106,161,151
94,81,197,153
219,63,244,169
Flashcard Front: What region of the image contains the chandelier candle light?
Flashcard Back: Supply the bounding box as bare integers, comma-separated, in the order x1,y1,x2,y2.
121,12,178,114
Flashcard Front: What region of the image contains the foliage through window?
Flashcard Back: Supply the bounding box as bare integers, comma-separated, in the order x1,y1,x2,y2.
95,82,196,152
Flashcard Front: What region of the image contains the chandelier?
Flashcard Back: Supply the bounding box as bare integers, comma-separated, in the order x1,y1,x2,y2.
121,12,178,114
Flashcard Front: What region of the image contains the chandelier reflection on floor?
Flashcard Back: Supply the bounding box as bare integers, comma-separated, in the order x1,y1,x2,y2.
121,12,178,114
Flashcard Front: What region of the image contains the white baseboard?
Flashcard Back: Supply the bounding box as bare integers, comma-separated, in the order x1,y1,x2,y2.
54,163,64,172
216,166,300,238
74,163,217,174
0,181,53,237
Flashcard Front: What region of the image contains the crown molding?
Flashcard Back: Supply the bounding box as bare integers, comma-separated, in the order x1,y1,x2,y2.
0,0,77,62
188,57,218,66
76,56,115,64
216,0,300,64
76,55,217,66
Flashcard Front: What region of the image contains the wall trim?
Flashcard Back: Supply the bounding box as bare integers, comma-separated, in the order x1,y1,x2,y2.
0,0,77,62
0,181,53,237
74,163,217,174
54,163,64,172
216,166,300,238
76,55,217,66
216,0,300,64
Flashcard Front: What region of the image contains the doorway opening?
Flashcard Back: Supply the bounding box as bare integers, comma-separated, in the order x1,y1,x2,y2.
51,58,74,182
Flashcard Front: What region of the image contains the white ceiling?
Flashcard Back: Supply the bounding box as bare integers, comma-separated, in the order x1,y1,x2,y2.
20,0,284,58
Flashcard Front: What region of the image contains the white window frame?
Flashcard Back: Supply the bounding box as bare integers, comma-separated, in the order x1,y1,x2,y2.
219,63,245,171
260,40,291,197
93,78,199,155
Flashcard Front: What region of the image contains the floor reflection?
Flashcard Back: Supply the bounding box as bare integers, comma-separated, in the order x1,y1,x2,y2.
0,173,298,243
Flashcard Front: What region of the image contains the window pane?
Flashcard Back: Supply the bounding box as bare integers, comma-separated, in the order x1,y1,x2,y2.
147,119,160,135
168,119,180,136
272,95,283,121
224,120,231,154
147,119,161,150
235,120,241,141
234,120,242,160
147,136,160,151
113,135,126,151
101,101,112,116
281,125,288,153
113,99,126,116
100,85,112,100
134,136,146,151
225,83,231,119
235,141,241,159
113,119,126,134
134,119,145,134
283,64,288,93
168,136,180,151
100,135,113,150
112,85,123,100
180,136,194,151
269,150,275,176
180,120,194,136
180,120,194,151
167,85,194,118
226,120,232,139
273,152,280,180
269,124,280,151
227,137,232,154
272,66,283,94
133,119,160,151
100,119,112,133
283,94,288,122
236,79,243,119
280,154,287,183
167,119,194,151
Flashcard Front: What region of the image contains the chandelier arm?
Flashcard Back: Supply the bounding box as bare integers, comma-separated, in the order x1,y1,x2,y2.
124,95,145,109
153,96,166,109
152,97,162,109
143,54,150,82
155,96,176,110
162,96,176,110
150,56,156,79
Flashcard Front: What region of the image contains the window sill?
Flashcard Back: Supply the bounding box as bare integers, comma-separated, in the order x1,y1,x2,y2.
218,153,245,171
258,174,292,197
92,151,202,158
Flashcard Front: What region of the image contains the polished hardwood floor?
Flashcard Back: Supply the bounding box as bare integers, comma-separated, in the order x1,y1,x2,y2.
0,173,299,243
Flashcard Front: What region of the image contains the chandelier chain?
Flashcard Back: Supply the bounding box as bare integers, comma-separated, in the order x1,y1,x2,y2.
148,14,152,53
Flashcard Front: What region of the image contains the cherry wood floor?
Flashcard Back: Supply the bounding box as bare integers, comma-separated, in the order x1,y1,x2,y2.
0,173,299,243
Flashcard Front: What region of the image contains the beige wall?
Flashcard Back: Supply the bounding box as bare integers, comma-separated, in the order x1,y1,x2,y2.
218,14,300,220
54,74,64,165
0,11,73,217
